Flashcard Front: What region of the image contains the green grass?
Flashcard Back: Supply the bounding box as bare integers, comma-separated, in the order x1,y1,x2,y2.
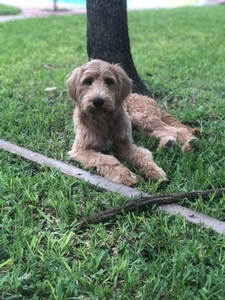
0,3,21,15
1,6,225,299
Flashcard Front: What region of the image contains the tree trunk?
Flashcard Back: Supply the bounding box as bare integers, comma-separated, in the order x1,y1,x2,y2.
86,0,151,96
53,0,57,11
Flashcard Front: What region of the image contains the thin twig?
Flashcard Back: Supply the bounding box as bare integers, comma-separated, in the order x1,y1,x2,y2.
76,188,225,229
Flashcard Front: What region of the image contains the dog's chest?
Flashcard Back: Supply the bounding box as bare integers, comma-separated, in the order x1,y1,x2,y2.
76,110,132,152
90,116,131,151
92,121,118,151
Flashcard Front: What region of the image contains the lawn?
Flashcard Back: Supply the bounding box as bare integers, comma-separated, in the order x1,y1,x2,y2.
0,3,21,15
1,5,225,299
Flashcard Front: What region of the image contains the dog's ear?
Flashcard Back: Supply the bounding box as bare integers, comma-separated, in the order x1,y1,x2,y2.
66,66,83,101
114,65,132,101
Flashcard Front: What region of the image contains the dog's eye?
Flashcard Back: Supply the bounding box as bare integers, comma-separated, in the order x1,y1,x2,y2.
83,78,93,85
104,78,114,86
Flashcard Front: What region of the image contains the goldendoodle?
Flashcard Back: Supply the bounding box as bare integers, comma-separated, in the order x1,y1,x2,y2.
67,59,198,186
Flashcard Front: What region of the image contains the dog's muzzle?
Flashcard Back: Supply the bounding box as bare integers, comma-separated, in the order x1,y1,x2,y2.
92,97,104,108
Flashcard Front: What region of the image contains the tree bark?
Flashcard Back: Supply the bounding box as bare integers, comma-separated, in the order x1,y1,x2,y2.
86,0,151,96
53,0,57,11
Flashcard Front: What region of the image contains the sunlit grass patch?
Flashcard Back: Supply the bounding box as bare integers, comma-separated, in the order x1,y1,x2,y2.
0,3,21,15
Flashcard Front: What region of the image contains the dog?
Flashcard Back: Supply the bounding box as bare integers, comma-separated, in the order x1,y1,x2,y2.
66,59,198,186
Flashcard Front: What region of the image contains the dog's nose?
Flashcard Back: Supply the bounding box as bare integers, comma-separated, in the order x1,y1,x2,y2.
92,97,104,108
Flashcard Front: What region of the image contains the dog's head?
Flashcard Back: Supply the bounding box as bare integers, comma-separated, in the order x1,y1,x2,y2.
66,59,132,113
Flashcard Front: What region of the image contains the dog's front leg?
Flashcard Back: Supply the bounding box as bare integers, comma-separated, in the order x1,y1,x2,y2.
114,142,167,182
69,148,137,186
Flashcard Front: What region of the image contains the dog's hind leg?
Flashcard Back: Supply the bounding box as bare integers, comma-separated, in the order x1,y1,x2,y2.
69,148,137,186
130,110,198,152
125,94,199,152
114,141,167,182
160,110,199,135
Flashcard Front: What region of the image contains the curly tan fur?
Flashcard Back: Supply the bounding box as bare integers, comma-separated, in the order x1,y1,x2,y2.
124,94,199,152
67,59,198,186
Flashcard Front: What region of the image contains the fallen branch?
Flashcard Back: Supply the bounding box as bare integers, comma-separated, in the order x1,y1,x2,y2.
76,188,225,229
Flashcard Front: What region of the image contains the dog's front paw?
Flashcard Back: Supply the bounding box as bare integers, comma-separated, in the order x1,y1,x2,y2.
109,166,138,186
141,164,167,182
121,174,137,186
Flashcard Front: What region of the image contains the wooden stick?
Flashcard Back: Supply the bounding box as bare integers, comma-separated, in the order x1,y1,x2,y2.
76,188,225,229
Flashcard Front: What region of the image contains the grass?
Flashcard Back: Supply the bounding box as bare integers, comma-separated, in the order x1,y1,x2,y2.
0,3,21,15
1,5,225,299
